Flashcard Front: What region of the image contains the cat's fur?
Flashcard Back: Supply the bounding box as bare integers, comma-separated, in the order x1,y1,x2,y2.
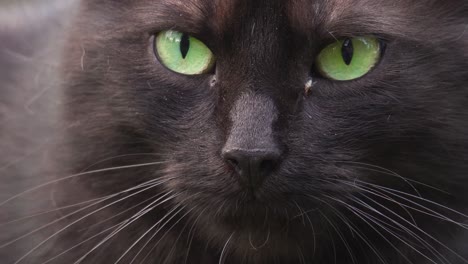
1,0,468,263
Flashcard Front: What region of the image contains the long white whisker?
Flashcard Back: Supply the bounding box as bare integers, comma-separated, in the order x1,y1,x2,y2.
11,178,170,264
184,207,207,264
342,200,416,264
2,177,165,249
312,196,389,264
343,183,468,263
319,208,357,264
332,177,465,229
154,208,194,264
354,180,468,227
77,192,164,232
219,232,235,264
73,191,180,264
337,161,449,194
0,161,168,207
348,193,450,264
41,219,127,264
289,200,317,257
111,203,188,264
341,179,418,225
135,205,196,264
337,161,422,196
0,196,104,226
329,196,444,264
79,153,165,173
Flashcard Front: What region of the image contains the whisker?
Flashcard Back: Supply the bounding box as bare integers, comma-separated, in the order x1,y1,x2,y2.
184,207,207,264
340,179,418,225
111,203,188,264
73,191,181,264
340,182,468,263
343,201,417,264
292,200,306,226
350,195,451,264
327,219,337,264
312,196,389,264
11,178,171,264
297,246,306,264
354,180,468,227
157,208,195,264
135,204,196,264
77,192,164,232
0,161,168,207
332,177,465,229
0,196,104,226
328,196,446,264
79,153,166,173
319,210,357,264
2,177,165,248
301,208,316,256
41,219,128,264
336,161,448,195
219,232,235,264
248,227,270,251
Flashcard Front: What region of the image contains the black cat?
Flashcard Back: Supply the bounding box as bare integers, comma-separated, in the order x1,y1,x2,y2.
1,0,468,263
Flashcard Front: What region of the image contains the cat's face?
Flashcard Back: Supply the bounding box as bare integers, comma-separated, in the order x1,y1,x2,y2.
56,0,468,262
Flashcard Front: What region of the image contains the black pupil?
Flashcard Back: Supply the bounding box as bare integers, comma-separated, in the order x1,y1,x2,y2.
180,34,190,59
341,38,354,65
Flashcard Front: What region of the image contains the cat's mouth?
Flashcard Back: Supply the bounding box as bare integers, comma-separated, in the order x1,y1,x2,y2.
204,194,316,234
192,196,320,255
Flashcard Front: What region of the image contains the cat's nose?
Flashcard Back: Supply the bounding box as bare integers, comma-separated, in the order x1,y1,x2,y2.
223,148,280,190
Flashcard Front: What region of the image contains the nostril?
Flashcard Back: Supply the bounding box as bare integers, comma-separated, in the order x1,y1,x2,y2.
226,158,240,171
227,158,238,166
259,159,275,174
222,148,281,190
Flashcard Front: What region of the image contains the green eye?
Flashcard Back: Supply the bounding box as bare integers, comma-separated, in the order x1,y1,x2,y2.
316,37,381,81
155,30,215,75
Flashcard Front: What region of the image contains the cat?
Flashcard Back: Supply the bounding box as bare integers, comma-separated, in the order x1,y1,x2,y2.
1,0,468,263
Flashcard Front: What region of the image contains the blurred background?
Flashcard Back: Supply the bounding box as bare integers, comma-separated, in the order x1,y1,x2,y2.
0,0,75,200
1,4,78,261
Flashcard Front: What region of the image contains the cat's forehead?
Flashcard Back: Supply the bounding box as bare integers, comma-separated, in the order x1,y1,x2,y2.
154,0,425,37
83,0,453,45
159,0,378,15
157,0,353,25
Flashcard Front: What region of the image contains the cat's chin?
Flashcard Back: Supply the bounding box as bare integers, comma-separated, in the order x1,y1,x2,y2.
195,206,317,261
190,196,318,256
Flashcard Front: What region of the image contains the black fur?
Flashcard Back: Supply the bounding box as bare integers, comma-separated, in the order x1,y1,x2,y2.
1,0,468,263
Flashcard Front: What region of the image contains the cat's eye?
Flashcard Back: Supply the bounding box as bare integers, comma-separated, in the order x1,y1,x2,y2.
316,37,381,81
155,30,215,75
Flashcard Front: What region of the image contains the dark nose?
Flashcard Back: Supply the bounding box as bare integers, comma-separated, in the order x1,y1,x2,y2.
223,148,280,190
